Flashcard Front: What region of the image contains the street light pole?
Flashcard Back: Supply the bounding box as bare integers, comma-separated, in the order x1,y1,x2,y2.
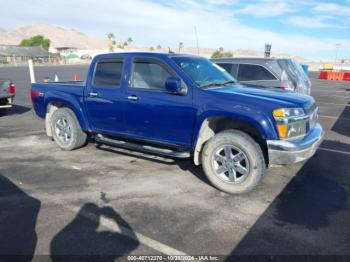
194,26,199,55
335,43,341,64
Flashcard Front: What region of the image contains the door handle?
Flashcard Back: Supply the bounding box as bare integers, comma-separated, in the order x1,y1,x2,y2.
89,92,99,97
127,95,139,101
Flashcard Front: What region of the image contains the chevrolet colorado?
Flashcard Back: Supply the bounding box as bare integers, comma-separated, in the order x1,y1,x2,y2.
31,52,324,194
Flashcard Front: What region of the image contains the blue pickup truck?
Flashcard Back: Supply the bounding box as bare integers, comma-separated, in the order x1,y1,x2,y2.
31,52,324,194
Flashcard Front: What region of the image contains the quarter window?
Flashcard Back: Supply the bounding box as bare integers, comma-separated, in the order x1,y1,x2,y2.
93,59,123,87
237,64,276,81
131,59,172,90
217,63,232,73
217,63,238,77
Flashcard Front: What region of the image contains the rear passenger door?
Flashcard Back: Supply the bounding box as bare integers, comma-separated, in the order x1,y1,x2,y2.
85,58,126,134
123,57,196,147
237,64,279,88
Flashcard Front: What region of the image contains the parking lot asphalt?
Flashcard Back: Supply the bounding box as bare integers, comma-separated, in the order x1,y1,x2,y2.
0,65,349,260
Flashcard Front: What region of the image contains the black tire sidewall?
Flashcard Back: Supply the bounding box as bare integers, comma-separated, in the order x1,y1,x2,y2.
202,130,265,194
50,108,84,150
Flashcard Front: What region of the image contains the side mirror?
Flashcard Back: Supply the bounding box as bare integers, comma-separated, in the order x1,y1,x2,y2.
165,76,186,95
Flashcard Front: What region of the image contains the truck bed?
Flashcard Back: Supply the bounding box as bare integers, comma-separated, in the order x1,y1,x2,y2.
31,81,86,118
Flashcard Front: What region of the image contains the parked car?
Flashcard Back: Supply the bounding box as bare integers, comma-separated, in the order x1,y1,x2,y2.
31,52,323,194
0,79,15,116
212,57,311,95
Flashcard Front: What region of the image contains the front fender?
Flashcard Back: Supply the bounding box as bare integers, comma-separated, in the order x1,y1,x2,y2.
193,110,278,147
191,111,277,165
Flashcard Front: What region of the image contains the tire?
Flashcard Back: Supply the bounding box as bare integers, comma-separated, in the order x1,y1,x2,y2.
201,130,266,194
50,107,87,150
0,108,7,117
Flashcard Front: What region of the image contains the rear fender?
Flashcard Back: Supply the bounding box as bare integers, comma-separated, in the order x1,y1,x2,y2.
45,95,89,136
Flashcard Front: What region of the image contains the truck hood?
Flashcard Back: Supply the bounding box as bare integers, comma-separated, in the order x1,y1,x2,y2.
208,84,314,109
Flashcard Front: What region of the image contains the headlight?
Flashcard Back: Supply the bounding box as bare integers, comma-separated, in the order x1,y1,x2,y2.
273,108,308,140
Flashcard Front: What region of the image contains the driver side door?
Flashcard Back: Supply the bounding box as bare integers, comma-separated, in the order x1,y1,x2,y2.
124,57,196,147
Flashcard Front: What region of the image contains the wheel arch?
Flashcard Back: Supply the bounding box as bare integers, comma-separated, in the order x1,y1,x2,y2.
45,99,89,137
193,115,269,166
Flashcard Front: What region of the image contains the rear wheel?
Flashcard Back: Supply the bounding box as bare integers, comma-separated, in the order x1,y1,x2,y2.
201,130,266,194
50,107,87,150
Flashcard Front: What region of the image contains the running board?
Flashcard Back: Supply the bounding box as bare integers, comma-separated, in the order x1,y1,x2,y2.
95,134,191,159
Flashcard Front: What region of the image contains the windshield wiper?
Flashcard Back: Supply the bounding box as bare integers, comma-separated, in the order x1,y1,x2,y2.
221,80,236,85
200,80,236,88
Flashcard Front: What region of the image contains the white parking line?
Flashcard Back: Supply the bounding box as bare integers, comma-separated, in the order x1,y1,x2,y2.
317,102,350,107
312,90,350,94
317,94,350,99
15,181,189,256
319,147,350,156
65,204,188,255
319,115,350,121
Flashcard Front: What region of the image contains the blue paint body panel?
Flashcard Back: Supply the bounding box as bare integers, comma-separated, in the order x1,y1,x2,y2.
31,52,314,150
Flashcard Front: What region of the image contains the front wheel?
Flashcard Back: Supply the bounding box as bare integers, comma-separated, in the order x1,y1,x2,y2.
201,130,266,194
50,107,87,150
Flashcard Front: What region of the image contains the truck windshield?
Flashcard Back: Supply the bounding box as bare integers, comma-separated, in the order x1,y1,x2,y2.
172,56,236,88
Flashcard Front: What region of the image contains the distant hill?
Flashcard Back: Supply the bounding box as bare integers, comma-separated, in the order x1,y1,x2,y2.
0,23,307,61
0,23,107,50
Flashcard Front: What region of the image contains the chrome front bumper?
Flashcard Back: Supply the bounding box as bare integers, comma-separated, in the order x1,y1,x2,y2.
267,123,324,165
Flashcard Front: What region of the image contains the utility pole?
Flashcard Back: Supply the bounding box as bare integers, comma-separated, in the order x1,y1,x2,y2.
335,43,341,64
264,43,271,58
194,26,199,55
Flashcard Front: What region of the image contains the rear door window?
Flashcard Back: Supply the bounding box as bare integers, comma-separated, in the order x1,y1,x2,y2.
93,59,123,87
237,64,276,81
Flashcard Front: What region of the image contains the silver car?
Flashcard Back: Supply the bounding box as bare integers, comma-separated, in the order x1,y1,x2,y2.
212,57,311,95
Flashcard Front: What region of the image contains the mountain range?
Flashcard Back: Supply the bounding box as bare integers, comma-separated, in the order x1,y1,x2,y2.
0,23,307,61
0,23,107,50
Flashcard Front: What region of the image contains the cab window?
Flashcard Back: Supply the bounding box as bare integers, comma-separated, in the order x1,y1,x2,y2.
93,59,123,87
130,58,172,90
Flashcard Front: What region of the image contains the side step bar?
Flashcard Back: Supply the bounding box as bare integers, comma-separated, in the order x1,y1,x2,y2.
95,134,191,159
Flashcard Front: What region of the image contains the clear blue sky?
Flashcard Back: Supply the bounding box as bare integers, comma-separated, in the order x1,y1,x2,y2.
1,0,349,59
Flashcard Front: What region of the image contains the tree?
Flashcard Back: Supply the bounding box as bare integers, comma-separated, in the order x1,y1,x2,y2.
127,37,133,45
211,48,233,58
107,32,117,52
149,46,154,51
178,42,184,53
20,35,51,51
107,32,115,40
156,45,162,50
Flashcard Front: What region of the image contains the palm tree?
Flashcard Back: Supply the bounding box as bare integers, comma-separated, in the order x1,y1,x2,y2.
107,32,115,40
127,37,133,45
107,32,116,52
178,42,184,53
